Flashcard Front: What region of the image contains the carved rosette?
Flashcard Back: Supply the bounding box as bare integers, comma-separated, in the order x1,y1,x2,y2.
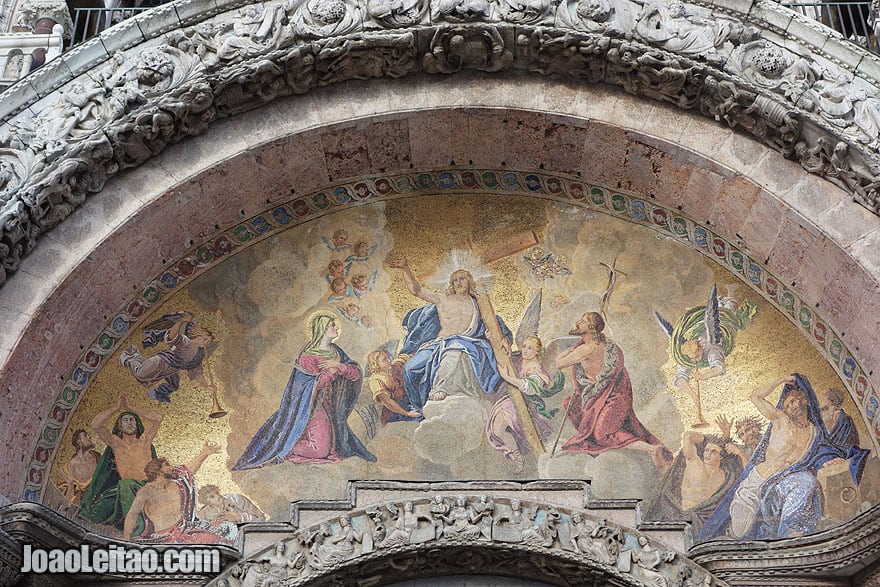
293,0,366,40
210,497,722,587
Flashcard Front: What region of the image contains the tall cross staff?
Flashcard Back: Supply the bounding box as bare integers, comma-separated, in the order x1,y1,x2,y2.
549,258,623,456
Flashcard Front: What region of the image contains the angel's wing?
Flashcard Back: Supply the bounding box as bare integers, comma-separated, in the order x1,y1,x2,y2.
704,283,722,347
140,312,190,347
515,290,543,350
542,335,580,378
141,312,188,333
653,309,674,339
355,401,379,440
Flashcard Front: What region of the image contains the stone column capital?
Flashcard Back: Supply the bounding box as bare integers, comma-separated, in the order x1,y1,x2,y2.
14,0,73,37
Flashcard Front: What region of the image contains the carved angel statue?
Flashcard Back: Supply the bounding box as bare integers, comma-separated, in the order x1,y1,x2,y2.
654,284,757,427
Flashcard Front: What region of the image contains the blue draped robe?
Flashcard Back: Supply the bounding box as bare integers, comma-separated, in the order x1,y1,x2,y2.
232,345,376,470
695,374,847,542
399,301,511,411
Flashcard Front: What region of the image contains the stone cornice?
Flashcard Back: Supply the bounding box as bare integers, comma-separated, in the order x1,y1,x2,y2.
689,504,880,584
0,0,879,289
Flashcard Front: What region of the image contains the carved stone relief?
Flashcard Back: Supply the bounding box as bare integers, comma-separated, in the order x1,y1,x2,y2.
0,0,878,295
213,496,721,587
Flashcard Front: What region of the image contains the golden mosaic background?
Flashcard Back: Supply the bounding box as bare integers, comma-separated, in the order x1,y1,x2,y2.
53,195,878,529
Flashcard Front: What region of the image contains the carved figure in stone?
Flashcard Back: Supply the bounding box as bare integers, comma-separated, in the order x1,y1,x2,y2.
14,3,37,30
825,141,880,208
431,0,493,22
213,5,278,63
315,33,415,86
569,513,617,564
379,501,420,546
557,0,637,37
35,81,104,158
521,30,609,81
242,558,280,587
0,151,28,203
496,0,554,25
632,50,701,109
851,85,880,148
632,536,675,587
440,496,484,540
519,507,559,547
473,495,495,540
429,495,451,538
492,498,534,542
635,0,756,65
422,27,513,74
310,515,362,568
293,0,364,40
367,0,427,26
101,53,138,91
726,42,817,108
135,48,177,93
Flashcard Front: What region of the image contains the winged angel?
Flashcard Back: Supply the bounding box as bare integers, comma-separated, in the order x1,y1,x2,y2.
654,284,758,427
120,312,220,406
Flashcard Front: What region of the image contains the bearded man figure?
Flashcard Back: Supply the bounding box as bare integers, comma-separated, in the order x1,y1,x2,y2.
555,312,671,466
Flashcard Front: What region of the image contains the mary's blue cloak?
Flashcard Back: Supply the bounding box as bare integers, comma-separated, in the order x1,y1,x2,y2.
399,302,511,411
695,374,847,542
232,344,376,471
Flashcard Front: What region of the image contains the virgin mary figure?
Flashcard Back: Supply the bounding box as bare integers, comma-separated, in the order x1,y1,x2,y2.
232,313,376,470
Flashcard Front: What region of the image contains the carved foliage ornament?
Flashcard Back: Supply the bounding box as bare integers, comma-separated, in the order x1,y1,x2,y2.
212,496,722,587
0,0,879,289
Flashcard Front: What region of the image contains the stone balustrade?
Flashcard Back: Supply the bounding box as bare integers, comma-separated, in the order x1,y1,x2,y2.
0,24,63,89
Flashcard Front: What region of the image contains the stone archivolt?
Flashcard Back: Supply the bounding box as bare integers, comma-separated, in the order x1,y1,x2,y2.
215,495,719,587
0,0,880,288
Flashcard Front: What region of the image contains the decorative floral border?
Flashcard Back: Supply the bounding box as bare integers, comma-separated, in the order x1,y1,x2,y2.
22,168,879,501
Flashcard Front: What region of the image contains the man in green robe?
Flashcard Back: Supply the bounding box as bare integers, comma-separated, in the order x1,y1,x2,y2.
78,394,162,537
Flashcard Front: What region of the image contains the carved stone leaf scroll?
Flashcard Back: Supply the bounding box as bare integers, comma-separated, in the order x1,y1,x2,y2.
1,0,880,290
